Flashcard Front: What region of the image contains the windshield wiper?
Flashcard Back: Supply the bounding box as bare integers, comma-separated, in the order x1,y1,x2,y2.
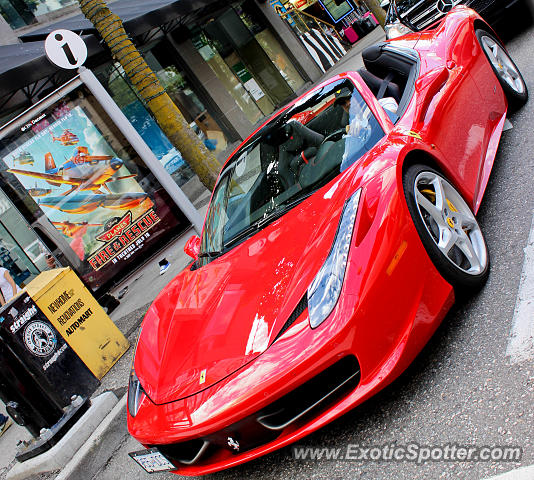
223,222,262,249
197,250,223,259
224,209,282,249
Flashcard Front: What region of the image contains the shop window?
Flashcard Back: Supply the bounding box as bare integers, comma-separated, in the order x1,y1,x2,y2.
96,63,196,188
96,58,230,209
191,29,264,125
0,0,35,28
143,49,232,164
203,8,295,113
0,0,76,29
0,190,48,286
235,2,305,93
30,0,75,17
190,3,302,124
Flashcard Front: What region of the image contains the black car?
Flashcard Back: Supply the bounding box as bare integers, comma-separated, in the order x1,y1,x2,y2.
382,0,524,38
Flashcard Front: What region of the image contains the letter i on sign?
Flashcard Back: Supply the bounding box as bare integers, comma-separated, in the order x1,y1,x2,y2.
44,29,88,70
56,33,77,65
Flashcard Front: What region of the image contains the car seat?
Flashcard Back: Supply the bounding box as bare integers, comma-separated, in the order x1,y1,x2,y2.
358,68,401,103
277,121,324,188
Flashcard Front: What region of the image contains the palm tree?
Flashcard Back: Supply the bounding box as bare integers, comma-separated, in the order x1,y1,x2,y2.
77,0,220,190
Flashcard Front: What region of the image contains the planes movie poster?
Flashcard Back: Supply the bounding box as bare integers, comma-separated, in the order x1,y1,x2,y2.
1,102,184,288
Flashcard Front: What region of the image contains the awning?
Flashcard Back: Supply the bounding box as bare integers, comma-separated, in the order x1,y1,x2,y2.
19,0,221,42
0,0,223,99
0,35,103,99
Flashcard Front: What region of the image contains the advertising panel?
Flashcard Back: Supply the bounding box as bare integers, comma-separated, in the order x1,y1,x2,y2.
4,105,156,266
0,85,189,291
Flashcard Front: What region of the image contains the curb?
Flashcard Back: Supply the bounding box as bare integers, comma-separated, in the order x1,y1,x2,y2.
482,465,534,479
6,392,118,480
54,393,127,480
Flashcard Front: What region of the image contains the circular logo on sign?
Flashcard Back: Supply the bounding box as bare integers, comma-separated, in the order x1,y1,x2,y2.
44,29,88,70
23,321,57,357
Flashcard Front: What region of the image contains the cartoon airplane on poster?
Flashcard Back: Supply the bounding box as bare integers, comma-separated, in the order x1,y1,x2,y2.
51,220,101,261
13,151,34,166
28,182,52,197
38,192,152,214
52,220,103,238
7,146,137,195
52,129,79,146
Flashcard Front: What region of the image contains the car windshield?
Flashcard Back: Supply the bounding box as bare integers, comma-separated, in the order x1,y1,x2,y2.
200,78,385,258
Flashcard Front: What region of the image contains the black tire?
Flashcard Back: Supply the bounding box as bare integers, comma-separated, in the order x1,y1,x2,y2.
476,29,528,111
403,164,490,292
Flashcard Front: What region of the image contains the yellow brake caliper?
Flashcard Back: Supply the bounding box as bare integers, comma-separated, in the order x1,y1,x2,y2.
421,188,458,229
446,199,458,213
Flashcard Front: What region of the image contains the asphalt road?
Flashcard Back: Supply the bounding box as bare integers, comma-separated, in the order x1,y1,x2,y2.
86,11,534,480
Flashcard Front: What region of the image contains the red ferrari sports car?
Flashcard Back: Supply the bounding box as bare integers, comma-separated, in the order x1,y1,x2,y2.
127,6,527,475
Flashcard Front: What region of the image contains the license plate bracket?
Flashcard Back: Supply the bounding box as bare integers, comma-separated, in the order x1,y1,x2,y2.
129,448,175,473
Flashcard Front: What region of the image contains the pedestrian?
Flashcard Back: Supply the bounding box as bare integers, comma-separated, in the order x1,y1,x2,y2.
0,267,20,306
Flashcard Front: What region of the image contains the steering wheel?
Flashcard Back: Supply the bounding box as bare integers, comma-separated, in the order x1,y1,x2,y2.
322,128,346,144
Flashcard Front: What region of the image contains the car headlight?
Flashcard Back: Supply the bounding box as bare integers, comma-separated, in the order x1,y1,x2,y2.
385,21,413,39
128,366,146,417
308,189,362,328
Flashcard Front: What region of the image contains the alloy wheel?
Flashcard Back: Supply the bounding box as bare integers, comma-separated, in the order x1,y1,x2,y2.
480,35,525,95
414,171,488,276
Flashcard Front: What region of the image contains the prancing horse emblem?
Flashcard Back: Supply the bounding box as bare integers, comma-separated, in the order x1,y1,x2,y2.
227,437,240,452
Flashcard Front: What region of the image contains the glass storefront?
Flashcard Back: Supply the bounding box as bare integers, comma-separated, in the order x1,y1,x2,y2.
0,82,189,293
95,62,196,191
144,46,232,164
95,44,236,208
0,0,75,29
0,189,51,287
192,30,264,125
190,1,305,123
236,2,306,93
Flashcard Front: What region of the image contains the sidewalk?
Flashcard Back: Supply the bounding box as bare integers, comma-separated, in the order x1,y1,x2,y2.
0,27,387,480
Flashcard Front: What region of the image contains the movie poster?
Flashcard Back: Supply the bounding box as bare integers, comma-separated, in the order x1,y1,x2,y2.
3,105,162,276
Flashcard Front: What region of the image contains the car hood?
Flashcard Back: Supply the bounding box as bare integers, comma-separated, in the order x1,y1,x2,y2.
134,164,381,404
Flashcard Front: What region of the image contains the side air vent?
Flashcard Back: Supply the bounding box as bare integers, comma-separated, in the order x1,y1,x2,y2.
256,355,360,430
274,294,308,341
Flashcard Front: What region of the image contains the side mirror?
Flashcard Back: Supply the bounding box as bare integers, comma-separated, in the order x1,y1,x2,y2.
184,235,201,261
380,0,390,8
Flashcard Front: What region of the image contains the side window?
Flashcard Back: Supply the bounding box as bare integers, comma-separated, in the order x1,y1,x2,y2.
341,90,385,171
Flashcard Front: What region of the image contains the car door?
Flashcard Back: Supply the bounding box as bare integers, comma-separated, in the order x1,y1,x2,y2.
413,21,504,209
